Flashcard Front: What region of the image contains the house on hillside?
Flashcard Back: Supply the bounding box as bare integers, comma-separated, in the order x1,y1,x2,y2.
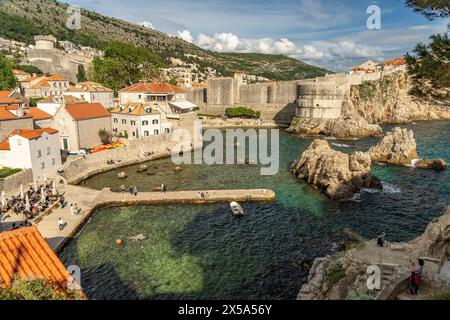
19,74,70,98
0,128,62,179
64,82,114,108
52,103,111,151
349,59,382,75
110,103,172,139
0,91,27,108
12,69,31,81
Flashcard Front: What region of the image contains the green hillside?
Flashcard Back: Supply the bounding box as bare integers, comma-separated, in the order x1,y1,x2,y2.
0,0,329,80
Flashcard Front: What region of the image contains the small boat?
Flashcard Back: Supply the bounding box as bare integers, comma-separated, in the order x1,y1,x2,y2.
230,201,244,216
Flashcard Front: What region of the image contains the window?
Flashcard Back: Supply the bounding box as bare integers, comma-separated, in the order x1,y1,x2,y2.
132,132,136,137
142,120,149,126
46,147,50,155
131,120,136,126
122,119,126,124
152,119,159,124
154,129,159,135
37,150,42,158
165,128,170,133
40,162,45,169
17,139,22,146
52,158,56,165
144,131,149,136
145,108,151,113
113,118,118,123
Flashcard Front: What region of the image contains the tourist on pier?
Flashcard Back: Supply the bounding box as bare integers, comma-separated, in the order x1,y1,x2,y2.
408,259,424,295
120,185,126,194
70,204,75,216
58,218,66,231
377,232,385,247
59,196,66,209
129,185,134,195
161,184,167,193
133,186,138,196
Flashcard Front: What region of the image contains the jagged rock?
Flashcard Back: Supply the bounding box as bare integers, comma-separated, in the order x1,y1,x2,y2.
368,127,419,166
174,166,183,172
291,140,381,200
298,256,331,300
117,172,128,179
286,117,383,139
415,159,446,171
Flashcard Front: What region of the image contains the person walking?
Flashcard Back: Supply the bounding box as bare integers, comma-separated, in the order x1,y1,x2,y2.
58,217,66,231
70,204,75,216
408,259,425,295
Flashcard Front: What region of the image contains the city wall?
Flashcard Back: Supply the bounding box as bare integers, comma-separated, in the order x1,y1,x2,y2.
0,169,33,194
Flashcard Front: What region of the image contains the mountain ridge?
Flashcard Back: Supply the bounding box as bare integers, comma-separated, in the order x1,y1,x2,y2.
0,0,329,80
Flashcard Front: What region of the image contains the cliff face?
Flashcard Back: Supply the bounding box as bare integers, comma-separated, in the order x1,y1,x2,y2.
290,140,381,200
299,206,450,300
344,72,450,124
287,71,450,139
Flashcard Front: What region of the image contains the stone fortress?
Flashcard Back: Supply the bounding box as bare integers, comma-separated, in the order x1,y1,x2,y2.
24,35,100,83
185,69,396,125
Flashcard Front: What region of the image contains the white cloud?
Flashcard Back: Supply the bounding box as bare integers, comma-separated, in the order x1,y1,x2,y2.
177,30,194,43
139,21,154,29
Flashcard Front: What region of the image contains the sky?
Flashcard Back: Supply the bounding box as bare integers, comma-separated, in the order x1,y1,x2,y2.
62,0,449,71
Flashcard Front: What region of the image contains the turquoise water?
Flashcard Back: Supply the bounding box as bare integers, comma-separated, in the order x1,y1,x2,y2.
60,121,450,300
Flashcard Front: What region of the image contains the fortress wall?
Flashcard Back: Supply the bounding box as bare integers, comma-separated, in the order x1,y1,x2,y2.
185,88,207,107
207,78,238,106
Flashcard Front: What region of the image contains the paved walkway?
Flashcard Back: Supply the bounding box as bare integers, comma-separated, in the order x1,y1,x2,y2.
2,185,275,251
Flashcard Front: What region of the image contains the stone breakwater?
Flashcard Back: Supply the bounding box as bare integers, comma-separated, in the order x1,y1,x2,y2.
62,131,202,185
35,186,276,252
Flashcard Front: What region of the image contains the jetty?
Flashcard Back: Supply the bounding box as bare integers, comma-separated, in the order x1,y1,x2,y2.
16,185,275,251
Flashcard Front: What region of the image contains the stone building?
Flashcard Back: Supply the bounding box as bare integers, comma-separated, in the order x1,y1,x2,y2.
52,102,111,151
19,74,70,98
0,106,34,139
64,82,114,109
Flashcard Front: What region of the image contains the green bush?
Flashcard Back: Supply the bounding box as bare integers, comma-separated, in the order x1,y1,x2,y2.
0,277,84,300
325,260,346,287
0,167,22,179
225,107,260,119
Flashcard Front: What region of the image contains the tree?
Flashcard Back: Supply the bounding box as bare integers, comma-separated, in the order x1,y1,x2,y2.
0,53,18,90
15,65,43,75
76,65,87,82
405,30,450,102
404,0,449,20
98,129,113,144
92,42,162,91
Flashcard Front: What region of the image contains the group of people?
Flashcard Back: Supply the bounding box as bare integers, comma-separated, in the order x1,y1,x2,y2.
2,182,59,223
119,185,139,196
196,191,209,199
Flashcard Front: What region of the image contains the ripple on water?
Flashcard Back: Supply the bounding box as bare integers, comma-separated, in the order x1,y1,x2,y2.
60,121,450,300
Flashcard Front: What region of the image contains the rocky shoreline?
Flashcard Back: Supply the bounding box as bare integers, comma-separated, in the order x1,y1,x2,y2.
287,72,450,139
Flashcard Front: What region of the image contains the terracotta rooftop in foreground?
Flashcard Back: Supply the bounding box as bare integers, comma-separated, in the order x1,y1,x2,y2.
0,128,59,150
25,107,52,120
65,103,110,120
119,82,185,94
0,227,72,290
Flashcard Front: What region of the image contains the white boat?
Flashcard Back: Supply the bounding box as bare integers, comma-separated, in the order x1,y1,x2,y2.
230,201,244,216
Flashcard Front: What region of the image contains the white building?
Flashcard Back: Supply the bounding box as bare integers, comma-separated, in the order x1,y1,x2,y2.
36,95,86,116
110,103,172,139
0,128,62,179
64,82,114,109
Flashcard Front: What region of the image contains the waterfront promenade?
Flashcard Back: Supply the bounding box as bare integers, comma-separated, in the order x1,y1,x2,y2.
15,186,275,251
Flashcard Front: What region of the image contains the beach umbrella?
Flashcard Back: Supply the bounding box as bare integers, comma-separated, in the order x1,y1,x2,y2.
44,174,48,183
41,187,45,203
1,191,6,208
20,184,24,199
52,181,57,196
25,194,30,212
33,179,37,191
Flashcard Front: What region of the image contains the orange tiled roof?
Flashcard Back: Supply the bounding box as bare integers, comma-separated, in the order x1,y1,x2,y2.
32,75,67,89
119,82,185,94
383,57,406,66
12,69,30,76
0,97,22,105
65,103,110,121
0,128,58,150
0,91,14,98
111,104,159,116
25,107,52,120
0,106,31,121
0,227,72,290
39,95,86,104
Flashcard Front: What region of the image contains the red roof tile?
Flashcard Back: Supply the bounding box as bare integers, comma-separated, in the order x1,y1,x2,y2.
25,107,52,120
65,103,110,120
0,227,72,290
120,82,185,94
0,91,14,98
0,128,58,150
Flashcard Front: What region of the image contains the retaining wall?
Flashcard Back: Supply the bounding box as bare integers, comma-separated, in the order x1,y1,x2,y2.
0,169,33,193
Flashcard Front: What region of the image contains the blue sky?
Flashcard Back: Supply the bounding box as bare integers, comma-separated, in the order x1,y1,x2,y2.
63,0,449,71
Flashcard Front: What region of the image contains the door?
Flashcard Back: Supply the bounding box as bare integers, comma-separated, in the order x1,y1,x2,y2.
62,138,69,150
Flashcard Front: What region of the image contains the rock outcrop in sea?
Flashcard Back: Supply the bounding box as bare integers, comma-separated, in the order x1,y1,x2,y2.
298,206,450,300
290,139,381,200
368,127,419,166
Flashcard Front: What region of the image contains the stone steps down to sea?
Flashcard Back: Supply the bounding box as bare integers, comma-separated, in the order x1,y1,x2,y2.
290,139,382,200
291,127,446,200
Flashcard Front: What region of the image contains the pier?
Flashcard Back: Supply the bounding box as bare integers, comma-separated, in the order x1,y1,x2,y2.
23,186,275,251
